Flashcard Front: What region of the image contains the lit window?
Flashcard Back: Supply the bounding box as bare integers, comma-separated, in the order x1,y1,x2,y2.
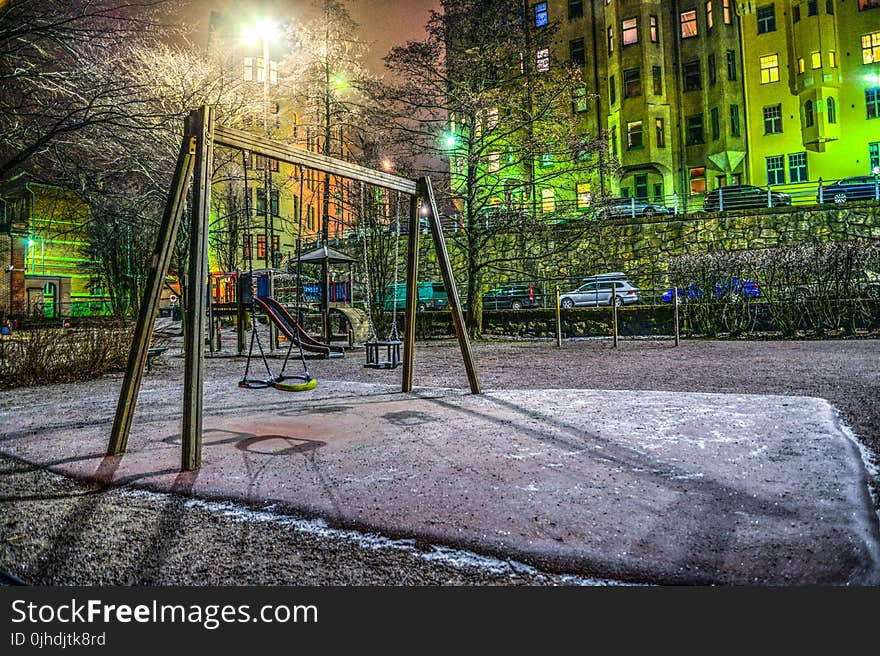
862,32,880,65
706,1,714,29
766,155,785,185
763,104,783,133
607,26,614,53
534,2,548,27
256,234,267,259
622,18,638,45
624,68,641,97
680,10,698,38
867,88,880,119
650,15,659,42
689,167,706,195
757,5,776,34
869,142,880,173
243,57,254,81
797,57,805,74
576,183,592,210
723,0,732,23
829,51,837,68
804,100,814,127
536,48,550,72
573,86,589,113
626,120,643,149
759,54,780,84
540,152,554,168
655,118,666,147
488,152,500,173
789,152,808,183
256,57,265,83
541,188,556,213
811,51,822,69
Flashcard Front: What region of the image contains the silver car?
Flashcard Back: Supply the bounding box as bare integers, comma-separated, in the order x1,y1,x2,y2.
560,276,641,308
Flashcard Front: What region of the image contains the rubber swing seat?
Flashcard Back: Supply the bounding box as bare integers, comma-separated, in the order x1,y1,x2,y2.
238,378,273,390
270,375,318,393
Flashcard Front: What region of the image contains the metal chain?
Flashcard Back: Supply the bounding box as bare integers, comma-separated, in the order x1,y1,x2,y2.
388,192,402,341
359,181,379,342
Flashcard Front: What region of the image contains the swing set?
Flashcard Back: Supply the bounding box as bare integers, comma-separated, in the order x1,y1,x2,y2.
106,106,479,472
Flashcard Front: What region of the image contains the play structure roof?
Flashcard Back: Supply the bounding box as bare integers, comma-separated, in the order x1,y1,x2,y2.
296,245,356,265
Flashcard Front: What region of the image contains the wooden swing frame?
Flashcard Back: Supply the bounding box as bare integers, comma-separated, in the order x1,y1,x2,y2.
106,106,479,471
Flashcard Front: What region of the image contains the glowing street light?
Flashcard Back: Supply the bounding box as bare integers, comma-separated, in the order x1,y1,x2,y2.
442,132,457,149
381,158,394,172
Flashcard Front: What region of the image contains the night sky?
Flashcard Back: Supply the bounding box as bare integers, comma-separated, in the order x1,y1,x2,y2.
178,0,439,73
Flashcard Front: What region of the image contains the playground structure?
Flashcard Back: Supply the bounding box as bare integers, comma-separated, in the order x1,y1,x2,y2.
107,106,480,471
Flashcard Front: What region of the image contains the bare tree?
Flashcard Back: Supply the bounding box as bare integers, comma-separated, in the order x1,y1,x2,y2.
374,0,611,336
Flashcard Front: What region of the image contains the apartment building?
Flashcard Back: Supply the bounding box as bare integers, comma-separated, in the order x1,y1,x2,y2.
530,0,879,206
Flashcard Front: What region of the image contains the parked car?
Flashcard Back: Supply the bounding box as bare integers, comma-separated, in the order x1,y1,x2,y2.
817,176,880,204
482,285,542,310
702,185,792,211
602,197,673,218
559,273,641,308
383,281,447,311
661,278,762,303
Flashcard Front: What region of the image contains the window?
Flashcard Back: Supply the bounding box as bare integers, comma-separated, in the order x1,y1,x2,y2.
766,155,785,185
711,107,720,140
652,65,663,95
680,10,698,38
723,0,732,23
797,57,805,74
868,88,880,119
573,86,589,113
243,57,254,81
706,1,714,29
708,53,717,85
789,152,808,182
570,38,586,66
827,0,834,13
650,15,659,42
534,2,548,27
683,61,701,91
541,188,556,213
726,50,737,80
540,152,554,168
859,0,880,10
568,0,584,19
863,32,880,65
488,152,500,173
730,104,741,136
811,51,822,69
804,100,814,127
536,48,550,72
607,26,614,53
655,118,666,147
653,183,665,202
793,5,801,21
624,68,641,97
256,57,265,83
255,188,266,214
807,0,818,16
827,97,837,124
627,120,643,149
622,18,639,45
269,60,278,85
686,114,704,145
763,104,783,133
870,142,880,173
759,54,780,83
634,174,649,199
757,5,776,33
242,234,252,259
829,51,837,67
576,183,591,209
270,189,279,216
610,125,617,155
256,234,267,260
609,74,616,105
689,167,707,194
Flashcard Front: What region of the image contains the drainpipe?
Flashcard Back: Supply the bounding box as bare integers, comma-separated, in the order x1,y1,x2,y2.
590,0,605,195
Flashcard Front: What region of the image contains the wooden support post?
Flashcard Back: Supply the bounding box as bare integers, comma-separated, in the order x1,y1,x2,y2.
673,287,680,347
235,270,246,355
181,105,214,472
421,177,480,394
401,192,420,393
612,281,619,348
555,285,562,348
107,115,197,456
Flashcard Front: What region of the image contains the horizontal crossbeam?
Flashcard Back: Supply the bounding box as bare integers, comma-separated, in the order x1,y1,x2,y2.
214,125,418,196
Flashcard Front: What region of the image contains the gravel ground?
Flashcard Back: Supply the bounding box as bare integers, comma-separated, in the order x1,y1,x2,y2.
2,336,878,585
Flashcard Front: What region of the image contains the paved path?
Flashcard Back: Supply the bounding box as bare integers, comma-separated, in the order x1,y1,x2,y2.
2,377,878,584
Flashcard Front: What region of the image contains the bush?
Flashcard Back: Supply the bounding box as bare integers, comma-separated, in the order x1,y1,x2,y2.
0,325,132,388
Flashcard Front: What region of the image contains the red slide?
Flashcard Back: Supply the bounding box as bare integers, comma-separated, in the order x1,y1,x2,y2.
254,296,344,359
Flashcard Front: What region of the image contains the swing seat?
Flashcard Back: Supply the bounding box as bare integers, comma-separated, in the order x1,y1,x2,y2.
271,375,318,392
364,339,402,370
238,378,273,390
